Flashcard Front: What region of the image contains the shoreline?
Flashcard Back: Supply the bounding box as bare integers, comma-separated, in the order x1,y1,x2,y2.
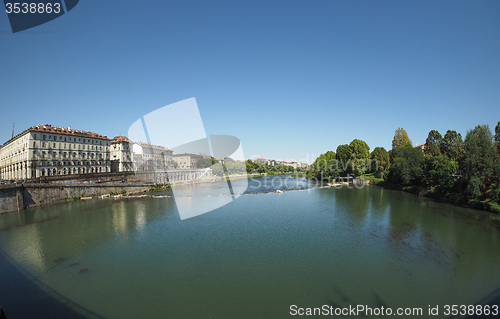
0,173,270,215
373,180,500,228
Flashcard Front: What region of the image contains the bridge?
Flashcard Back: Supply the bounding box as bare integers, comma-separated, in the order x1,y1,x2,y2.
153,168,214,184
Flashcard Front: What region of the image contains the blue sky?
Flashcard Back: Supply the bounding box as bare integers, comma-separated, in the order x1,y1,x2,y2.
1,0,499,163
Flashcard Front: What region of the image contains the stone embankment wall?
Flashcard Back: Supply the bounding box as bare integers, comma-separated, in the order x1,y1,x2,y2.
0,183,152,214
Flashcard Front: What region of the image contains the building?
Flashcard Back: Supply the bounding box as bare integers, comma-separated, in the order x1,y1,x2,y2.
110,137,174,172
414,143,426,151
0,124,111,180
131,142,174,171
110,136,133,172
172,153,207,169
173,155,194,169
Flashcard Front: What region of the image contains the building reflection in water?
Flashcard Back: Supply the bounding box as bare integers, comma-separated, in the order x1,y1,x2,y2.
0,197,176,273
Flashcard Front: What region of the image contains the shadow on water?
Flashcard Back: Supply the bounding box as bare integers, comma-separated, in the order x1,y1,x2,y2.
0,196,178,319
0,250,105,319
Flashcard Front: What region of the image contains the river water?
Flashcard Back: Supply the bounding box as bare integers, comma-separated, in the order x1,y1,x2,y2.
0,176,499,318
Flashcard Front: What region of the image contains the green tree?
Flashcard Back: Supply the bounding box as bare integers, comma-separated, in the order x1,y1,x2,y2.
495,121,500,154
424,130,443,157
349,139,370,175
211,163,224,176
463,124,495,200
196,157,216,168
441,130,464,163
425,154,457,192
370,147,389,173
392,128,412,150
309,151,338,180
246,159,256,173
493,121,500,201
386,144,425,185
336,144,352,175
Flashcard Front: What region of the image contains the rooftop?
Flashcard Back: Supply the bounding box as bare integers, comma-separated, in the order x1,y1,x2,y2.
29,124,110,140
112,136,133,143
136,142,172,152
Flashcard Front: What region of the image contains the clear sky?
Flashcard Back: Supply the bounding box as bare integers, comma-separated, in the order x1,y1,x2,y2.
1,0,499,163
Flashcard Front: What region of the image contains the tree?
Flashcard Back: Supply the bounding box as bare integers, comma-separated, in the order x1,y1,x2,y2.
392,128,412,150
425,154,457,192
370,147,389,173
349,139,370,160
495,121,500,154
309,151,338,180
441,130,464,163
386,144,425,185
349,139,370,175
196,157,216,168
493,121,500,201
463,124,495,199
424,130,443,157
211,163,224,176
336,144,352,175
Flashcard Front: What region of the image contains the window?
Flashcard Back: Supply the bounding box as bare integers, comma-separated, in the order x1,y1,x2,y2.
43,135,46,140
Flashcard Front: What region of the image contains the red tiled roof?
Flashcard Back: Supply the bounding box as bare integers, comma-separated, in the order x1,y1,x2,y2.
29,124,110,140
112,136,132,143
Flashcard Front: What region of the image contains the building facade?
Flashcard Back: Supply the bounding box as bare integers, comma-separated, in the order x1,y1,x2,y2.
172,153,206,169
0,125,111,180
131,142,174,171
110,136,133,172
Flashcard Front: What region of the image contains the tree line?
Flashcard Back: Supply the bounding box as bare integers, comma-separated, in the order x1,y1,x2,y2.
245,160,300,175
308,122,500,212
307,139,389,180
195,157,300,176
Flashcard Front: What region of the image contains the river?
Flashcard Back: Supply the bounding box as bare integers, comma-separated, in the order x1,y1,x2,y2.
0,175,499,318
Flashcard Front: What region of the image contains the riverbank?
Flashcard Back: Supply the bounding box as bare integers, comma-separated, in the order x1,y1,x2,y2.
0,183,169,214
374,180,500,223
0,173,268,215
